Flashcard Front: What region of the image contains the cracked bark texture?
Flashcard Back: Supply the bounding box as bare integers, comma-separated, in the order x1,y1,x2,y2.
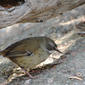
0,0,85,28
0,4,85,85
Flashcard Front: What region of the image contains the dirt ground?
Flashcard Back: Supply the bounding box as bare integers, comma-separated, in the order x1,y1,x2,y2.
0,5,85,85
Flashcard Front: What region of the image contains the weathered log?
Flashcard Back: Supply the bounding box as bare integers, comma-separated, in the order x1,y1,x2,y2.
0,0,85,28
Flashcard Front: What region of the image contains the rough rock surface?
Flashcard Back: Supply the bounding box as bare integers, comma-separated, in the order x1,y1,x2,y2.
0,4,85,85
0,0,85,28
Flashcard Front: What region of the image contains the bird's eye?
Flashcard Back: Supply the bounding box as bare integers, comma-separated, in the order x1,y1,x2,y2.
47,44,54,51
54,44,57,47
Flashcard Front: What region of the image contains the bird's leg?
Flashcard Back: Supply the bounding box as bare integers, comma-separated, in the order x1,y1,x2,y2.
25,71,36,79
21,68,36,79
14,64,36,79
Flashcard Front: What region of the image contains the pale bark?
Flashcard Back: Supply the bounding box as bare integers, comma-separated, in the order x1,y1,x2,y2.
0,0,85,28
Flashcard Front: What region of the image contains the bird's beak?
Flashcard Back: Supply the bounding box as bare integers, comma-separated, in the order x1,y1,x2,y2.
55,47,63,54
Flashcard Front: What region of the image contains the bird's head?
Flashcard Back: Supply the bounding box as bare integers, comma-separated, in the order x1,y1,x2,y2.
46,38,62,54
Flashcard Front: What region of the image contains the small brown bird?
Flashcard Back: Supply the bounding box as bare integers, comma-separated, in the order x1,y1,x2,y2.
0,37,62,78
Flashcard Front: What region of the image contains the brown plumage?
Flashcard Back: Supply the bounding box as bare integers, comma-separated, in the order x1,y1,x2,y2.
0,37,62,78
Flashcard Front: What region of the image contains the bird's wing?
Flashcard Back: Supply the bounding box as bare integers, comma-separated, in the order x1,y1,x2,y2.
6,50,33,58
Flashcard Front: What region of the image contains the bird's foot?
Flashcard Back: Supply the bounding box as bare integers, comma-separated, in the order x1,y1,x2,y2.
26,71,37,79
22,69,37,79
